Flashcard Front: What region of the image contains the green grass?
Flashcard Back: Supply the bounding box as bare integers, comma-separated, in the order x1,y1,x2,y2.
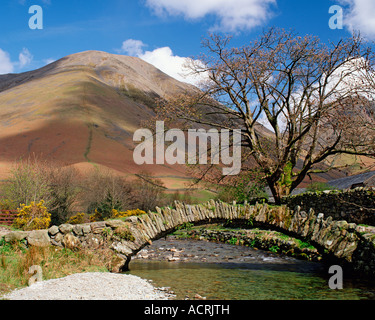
0,240,112,298
189,190,217,204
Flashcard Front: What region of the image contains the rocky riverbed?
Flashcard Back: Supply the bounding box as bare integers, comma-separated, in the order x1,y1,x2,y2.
132,235,324,275
132,225,323,265
134,237,289,264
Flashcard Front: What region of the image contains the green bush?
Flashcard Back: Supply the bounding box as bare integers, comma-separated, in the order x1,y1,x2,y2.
216,181,268,204
306,182,335,193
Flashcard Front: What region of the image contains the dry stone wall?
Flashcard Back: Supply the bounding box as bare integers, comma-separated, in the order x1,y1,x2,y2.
284,187,375,225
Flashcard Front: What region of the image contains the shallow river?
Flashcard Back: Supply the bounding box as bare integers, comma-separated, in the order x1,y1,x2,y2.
126,237,375,300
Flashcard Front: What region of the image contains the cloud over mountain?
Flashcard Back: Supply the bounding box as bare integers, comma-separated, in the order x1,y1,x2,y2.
119,39,207,86
0,49,14,74
0,48,34,75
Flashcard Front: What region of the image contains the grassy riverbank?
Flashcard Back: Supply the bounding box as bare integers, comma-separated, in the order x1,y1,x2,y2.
0,239,111,297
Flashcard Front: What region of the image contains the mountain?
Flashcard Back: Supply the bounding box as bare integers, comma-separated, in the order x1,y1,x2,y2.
0,50,201,188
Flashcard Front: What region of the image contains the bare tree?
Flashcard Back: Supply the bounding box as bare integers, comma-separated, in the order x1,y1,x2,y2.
48,165,82,225
82,167,134,217
1,157,53,208
0,157,83,224
132,172,166,211
155,28,375,204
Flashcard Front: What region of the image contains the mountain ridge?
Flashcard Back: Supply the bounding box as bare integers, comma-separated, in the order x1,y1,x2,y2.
0,50,197,188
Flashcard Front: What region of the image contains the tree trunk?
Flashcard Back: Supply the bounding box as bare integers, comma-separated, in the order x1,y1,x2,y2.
267,165,293,205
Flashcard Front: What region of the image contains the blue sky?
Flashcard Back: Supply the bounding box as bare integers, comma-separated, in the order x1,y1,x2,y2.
1,0,374,84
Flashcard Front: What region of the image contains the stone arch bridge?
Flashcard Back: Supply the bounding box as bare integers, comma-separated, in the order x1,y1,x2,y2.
3,200,375,277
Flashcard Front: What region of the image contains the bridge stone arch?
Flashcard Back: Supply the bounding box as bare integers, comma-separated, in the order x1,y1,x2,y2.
3,200,375,277
110,200,372,274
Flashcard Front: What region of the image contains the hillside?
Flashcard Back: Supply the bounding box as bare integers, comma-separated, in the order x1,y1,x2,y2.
0,50,201,189
0,50,369,193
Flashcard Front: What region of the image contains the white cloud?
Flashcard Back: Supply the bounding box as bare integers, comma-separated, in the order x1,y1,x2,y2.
119,39,147,56
140,47,193,84
0,48,35,75
118,40,208,86
339,0,375,39
18,48,33,68
145,0,276,32
0,49,14,74
141,48,209,86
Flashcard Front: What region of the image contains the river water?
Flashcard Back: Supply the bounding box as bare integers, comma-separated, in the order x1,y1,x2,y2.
126,237,375,300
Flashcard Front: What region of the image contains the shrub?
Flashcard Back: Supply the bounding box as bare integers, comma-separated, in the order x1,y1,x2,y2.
214,170,269,204
167,191,193,206
91,192,123,220
306,182,335,193
1,158,53,210
216,182,268,204
0,158,81,225
89,209,102,222
111,209,146,219
132,172,166,211
47,166,82,225
82,168,133,218
82,169,167,215
66,213,87,225
0,199,15,211
13,201,51,231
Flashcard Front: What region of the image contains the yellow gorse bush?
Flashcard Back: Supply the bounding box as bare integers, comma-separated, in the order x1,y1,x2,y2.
111,209,146,219
89,209,102,222
67,212,86,225
13,200,51,231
